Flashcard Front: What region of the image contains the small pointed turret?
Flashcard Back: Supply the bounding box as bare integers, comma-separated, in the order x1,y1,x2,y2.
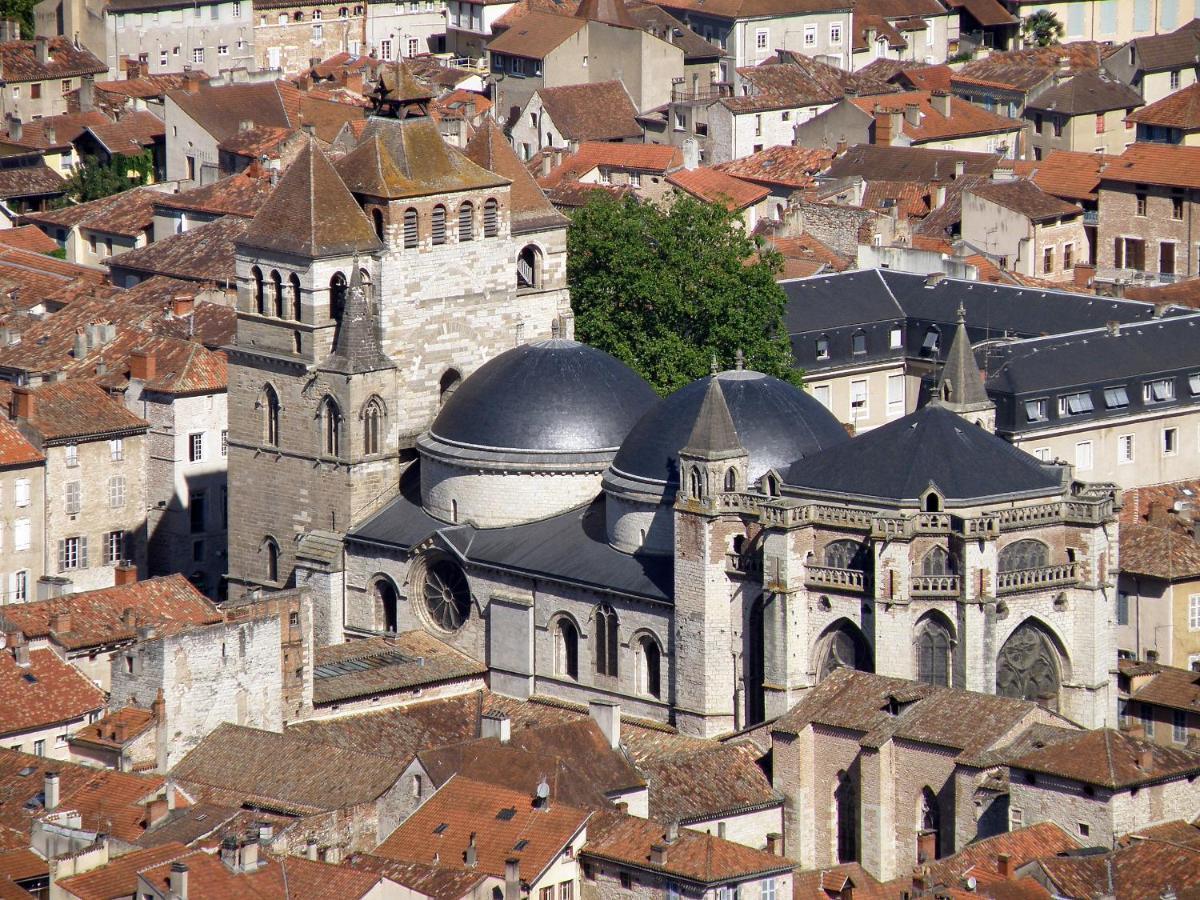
321,263,395,375
931,303,995,430
682,377,743,459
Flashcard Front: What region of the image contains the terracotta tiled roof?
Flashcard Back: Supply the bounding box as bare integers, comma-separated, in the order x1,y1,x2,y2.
1128,81,1200,130
0,574,221,651
0,37,105,83
90,71,210,102
853,90,1023,143
852,14,907,51
69,705,156,750
166,80,300,143
375,776,590,882
861,179,931,218
967,178,1081,221
23,185,160,238
793,863,891,899
462,119,566,234
85,110,164,156
0,749,163,841
215,123,293,159
922,823,1078,888
655,0,850,20
942,0,1015,27
0,849,45,884
54,844,190,900
1026,69,1143,116
900,64,954,92
714,145,832,189
768,234,853,274
625,1,721,60
1124,277,1200,308
0,226,58,254
637,742,780,824
9,379,146,442
0,163,65,200
1120,660,1200,715
1103,142,1200,190
1010,728,1200,788
430,89,491,123
583,810,792,885
1119,18,1200,73
134,849,385,899
826,143,1002,181
534,81,642,142
724,54,896,112
486,11,587,59
0,418,41,467
952,43,1108,93
544,180,635,207
170,723,410,814
550,141,683,178
313,631,486,705
668,167,769,210
1120,522,1200,580
134,802,241,849
1034,825,1200,898
0,111,110,150
109,215,249,285
1028,149,1111,201
347,854,489,900
0,647,104,737
155,170,275,218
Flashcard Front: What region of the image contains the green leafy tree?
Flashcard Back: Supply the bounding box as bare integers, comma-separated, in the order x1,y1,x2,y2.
0,0,36,38
1022,9,1064,47
568,193,800,396
56,154,143,205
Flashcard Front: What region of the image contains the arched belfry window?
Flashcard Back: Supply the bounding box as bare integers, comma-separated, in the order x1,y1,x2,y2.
260,384,280,447
555,618,579,680
289,273,302,320
724,467,738,491
688,466,702,498
637,635,661,698
517,245,542,289
362,397,384,456
271,270,284,318
329,272,347,329
372,207,385,241
252,266,265,314
263,536,280,583
321,396,342,457
595,604,619,677
458,201,474,241
483,198,499,237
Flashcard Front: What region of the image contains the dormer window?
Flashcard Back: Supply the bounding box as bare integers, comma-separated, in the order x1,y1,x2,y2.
851,330,867,355
816,335,830,360
1058,392,1093,416
921,327,940,355
1103,386,1129,408
1024,398,1047,422
1144,378,1175,403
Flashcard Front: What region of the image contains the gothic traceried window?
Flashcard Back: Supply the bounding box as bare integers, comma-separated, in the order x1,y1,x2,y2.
996,620,1062,709
817,621,870,681
595,604,619,677
362,398,384,455
321,396,342,457
422,557,471,630
915,617,952,686
998,539,1049,572
824,539,867,570
920,546,955,576
260,385,280,447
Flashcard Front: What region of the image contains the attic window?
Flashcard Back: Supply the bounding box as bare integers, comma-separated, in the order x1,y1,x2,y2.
1104,387,1129,408
514,839,529,851
22,673,37,684
1189,373,1200,395
17,766,34,777
496,807,517,821
433,822,449,834
1058,392,1094,416
1024,399,1047,422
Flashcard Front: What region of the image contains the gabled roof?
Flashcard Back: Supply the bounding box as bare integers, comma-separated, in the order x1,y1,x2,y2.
535,80,642,142
166,80,300,143
624,1,721,61
0,419,41,467
825,143,1002,180
487,10,587,59
240,138,382,258
1009,728,1200,789
54,843,191,900
783,403,1062,504
724,54,896,112
23,184,159,237
1118,18,1200,73
374,776,590,883
312,631,485,706
655,0,851,21
11,380,148,442
1028,149,1110,201
967,178,1082,221
0,647,104,737
575,0,637,27
1034,825,1200,900
0,225,57,254
1127,81,1200,130
0,37,105,83
714,145,832,189
667,167,768,210
462,119,566,234
636,743,782,824
108,215,249,285
84,110,165,156
953,43,1107,94
134,850,386,899
154,169,275,218
347,856,489,900
1100,141,1200,190
921,823,1079,889
0,110,109,150
1025,68,1143,116
1120,523,1200,581
852,90,1024,143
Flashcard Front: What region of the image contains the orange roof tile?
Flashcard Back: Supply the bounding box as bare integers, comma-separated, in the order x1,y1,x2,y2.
0,647,104,737
9,380,146,442
714,145,832,188
69,705,156,750
132,849,385,899
667,167,769,210
374,776,589,883
55,844,190,900
1128,81,1200,130
0,226,57,254
853,90,1023,143
1010,728,1200,789
1101,142,1200,190
1028,149,1112,201
0,418,41,467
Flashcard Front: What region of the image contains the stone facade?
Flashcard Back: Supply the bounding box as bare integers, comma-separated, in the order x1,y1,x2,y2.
253,0,367,73
0,453,44,604
1096,177,1200,283
105,0,255,77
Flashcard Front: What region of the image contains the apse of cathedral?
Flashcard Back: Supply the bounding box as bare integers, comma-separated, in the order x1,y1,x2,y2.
225,63,1118,738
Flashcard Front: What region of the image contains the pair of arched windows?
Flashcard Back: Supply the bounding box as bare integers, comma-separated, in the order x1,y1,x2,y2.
251,267,302,321
553,609,662,698
259,386,384,457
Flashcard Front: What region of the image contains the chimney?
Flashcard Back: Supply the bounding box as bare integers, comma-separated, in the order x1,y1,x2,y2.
589,700,620,749
904,101,921,127
912,868,927,892
114,564,137,585
954,159,966,179
1138,746,1154,771
129,349,156,381
169,862,188,899
666,821,678,843
43,124,55,145
72,328,87,359
7,114,21,142
931,90,951,117
1074,262,1095,288
35,36,48,65
79,74,94,112
50,610,71,634
305,839,319,861
835,137,847,156
185,78,201,94
465,832,477,867
258,823,273,842
44,772,60,811
151,689,165,725
933,183,947,207
171,295,194,318
480,712,511,743
147,796,169,827
12,638,28,667
1149,500,1171,526
504,858,521,900
650,843,669,865
240,836,259,870
874,108,893,146
11,386,34,420
925,272,946,288
539,152,552,177
765,833,783,855
682,136,699,171
997,853,1011,878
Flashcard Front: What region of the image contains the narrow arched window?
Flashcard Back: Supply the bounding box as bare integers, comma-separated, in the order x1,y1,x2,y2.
915,617,952,686
403,207,418,248
260,385,280,447
374,577,398,633
289,273,302,320
329,272,347,323
595,604,619,677
321,396,342,457
271,270,284,318
252,266,265,314
372,207,385,241
263,536,280,583
638,636,661,698
724,467,737,491
689,466,702,498
362,398,383,455
458,201,474,241
517,244,541,289
555,618,579,680
483,198,498,237
431,205,446,245
439,369,461,406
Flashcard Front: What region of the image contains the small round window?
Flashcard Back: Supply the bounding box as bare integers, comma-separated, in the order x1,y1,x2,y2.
422,558,471,631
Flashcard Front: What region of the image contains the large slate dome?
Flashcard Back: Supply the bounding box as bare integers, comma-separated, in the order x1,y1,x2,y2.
610,369,849,488
429,339,659,454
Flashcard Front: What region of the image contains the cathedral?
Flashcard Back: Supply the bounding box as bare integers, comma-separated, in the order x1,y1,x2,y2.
226,64,1119,736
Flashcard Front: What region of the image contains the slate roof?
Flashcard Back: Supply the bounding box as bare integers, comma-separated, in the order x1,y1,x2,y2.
169,723,410,813
824,144,1001,180
1009,728,1200,789
487,10,587,58
11,380,147,442
374,776,590,882
23,185,160,238
0,647,104,737
583,810,793,885
1128,81,1200,130
967,178,1081,221
108,215,248,284
667,167,768,210
0,37,105,82
1025,68,1143,116
1101,142,1200,190
535,81,643,142
462,119,567,234
0,574,221,651
312,631,486,705
240,138,382,258
784,404,1062,504
714,145,832,189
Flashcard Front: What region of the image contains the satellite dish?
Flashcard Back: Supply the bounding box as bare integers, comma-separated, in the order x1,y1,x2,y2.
966,876,977,890
536,780,550,799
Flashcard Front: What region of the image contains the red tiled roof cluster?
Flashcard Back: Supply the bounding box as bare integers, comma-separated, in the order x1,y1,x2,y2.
0,647,104,737
667,167,769,210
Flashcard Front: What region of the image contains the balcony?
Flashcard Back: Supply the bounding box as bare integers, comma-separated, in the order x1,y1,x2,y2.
1082,210,1098,225
726,552,763,577
670,82,732,103
996,562,1079,595
805,565,866,593
910,574,960,597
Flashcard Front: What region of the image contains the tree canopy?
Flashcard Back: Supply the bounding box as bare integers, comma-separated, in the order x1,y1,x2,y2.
567,193,799,396
1021,10,1063,47
0,0,35,37
56,153,153,205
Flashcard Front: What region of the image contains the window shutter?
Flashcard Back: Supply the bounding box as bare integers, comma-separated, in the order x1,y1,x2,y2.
79,536,88,569
57,539,65,573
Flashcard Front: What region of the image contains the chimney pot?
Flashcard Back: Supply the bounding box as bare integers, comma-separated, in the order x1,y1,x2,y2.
11,386,34,420
504,857,521,900
129,349,156,381
50,611,71,634
954,159,966,178
997,853,1010,878
169,861,188,899
172,295,194,318
650,843,669,865
44,772,60,811
589,700,621,749
115,564,137,585
931,90,951,117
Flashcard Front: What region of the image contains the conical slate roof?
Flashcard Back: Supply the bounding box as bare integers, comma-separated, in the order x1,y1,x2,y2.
681,376,744,459
575,0,637,28
321,264,394,375
240,138,382,258
934,305,993,411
